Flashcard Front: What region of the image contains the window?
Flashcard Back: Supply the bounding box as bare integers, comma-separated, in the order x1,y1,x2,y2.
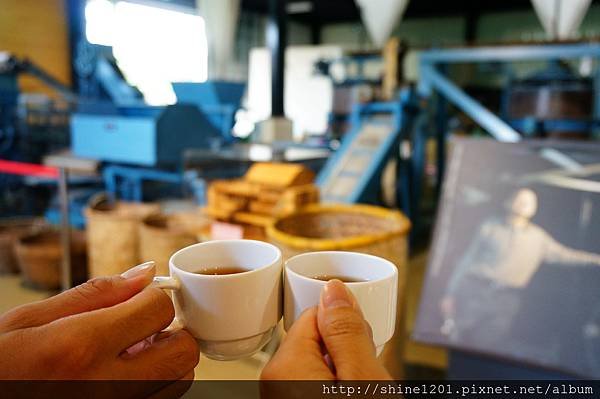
85,0,208,105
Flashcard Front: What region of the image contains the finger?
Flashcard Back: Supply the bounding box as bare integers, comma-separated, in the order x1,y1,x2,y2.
341,293,373,343
181,369,195,381
365,320,374,343
0,262,156,333
317,280,391,380
279,307,322,357
76,286,175,354
122,330,178,358
119,329,199,381
123,337,154,358
261,308,334,380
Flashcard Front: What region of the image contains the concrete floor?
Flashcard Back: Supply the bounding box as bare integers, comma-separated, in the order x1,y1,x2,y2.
0,275,52,314
0,249,446,380
403,250,448,371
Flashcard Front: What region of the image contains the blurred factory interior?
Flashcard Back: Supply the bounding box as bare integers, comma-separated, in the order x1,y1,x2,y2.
1,0,600,383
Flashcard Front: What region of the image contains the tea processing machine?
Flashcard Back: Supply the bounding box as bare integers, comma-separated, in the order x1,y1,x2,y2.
317,89,418,207
68,80,245,201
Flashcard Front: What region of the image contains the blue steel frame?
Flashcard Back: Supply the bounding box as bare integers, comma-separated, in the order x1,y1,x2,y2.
316,88,417,206
419,43,600,140
103,164,182,202
418,43,600,191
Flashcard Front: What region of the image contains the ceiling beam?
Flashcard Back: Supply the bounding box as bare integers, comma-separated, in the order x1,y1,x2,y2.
241,0,537,25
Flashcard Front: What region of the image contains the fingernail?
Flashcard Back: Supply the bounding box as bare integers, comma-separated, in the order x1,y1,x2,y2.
121,261,155,279
320,279,352,309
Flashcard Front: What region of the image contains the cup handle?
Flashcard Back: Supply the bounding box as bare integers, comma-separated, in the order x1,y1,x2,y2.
150,276,183,332
151,276,180,290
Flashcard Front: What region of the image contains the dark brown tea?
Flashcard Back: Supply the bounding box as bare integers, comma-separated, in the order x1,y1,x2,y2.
311,274,366,283
194,266,248,275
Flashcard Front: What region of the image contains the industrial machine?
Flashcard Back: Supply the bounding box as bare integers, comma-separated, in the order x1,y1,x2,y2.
317,88,419,214
314,47,430,237
0,53,79,217
315,40,407,139
415,43,600,206
502,61,598,137
0,53,76,159
173,81,245,139
71,104,226,168
69,77,246,202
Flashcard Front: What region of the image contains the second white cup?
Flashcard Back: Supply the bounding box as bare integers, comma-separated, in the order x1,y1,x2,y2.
284,251,398,355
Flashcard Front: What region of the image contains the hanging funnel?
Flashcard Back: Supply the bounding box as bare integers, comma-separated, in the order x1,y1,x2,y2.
355,0,409,48
531,0,591,40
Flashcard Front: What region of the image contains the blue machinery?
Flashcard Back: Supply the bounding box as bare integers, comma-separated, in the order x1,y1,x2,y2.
317,44,600,237
70,81,245,201
317,89,418,208
173,81,245,139
418,43,600,194
72,104,226,168
69,44,600,212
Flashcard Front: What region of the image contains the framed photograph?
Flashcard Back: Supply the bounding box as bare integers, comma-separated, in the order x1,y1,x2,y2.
414,138,600,378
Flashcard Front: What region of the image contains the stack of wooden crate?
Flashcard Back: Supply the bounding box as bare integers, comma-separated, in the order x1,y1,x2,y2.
205,163,319,239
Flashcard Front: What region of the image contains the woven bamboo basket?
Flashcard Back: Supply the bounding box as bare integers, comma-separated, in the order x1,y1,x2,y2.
85,198,160,277
267,204,410,263
15,229,87,291
0,218,45,274
266,204,411,378
139,212,208,276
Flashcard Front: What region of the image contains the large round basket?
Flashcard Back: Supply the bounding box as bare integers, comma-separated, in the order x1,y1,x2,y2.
15,229,87,291
85,198,160,277
139,212,208,276
266,203,411,378
267,203,410,264
0,218,45,274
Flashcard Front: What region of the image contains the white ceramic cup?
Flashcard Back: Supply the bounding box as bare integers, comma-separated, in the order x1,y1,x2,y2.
284,251,398,356
152,239,282,361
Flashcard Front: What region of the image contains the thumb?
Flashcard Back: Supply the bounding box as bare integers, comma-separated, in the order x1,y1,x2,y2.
0,261,156,333
317,280,391,380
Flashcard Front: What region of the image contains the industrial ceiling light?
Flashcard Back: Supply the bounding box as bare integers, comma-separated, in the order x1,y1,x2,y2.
531,0,592,40
355,0,409,48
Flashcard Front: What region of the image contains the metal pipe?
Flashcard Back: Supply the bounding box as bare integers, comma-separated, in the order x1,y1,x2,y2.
420,43,600,64
435,80,449,194
58,168,72,290
267,0,287,117
420,64,521,142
